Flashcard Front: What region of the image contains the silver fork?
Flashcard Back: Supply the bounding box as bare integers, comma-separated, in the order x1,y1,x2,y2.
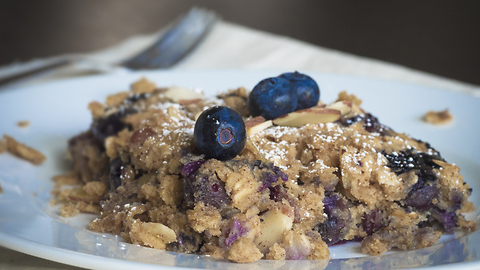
0,8,217,87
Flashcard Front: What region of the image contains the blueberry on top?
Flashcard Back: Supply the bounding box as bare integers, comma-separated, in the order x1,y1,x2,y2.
194,106,246,160
279,71,320,110
248,77,297,120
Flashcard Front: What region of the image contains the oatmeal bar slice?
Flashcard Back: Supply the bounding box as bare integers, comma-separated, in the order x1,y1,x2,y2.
62,79,473,263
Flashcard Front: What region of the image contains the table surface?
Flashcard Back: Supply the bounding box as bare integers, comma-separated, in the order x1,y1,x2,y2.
0,16,479,270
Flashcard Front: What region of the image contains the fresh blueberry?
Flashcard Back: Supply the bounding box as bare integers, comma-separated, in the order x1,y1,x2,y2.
279,71,320,110
194,106,246,160
248,77,297,120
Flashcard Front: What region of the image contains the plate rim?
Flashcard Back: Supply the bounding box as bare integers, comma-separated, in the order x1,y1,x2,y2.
0,69,479,269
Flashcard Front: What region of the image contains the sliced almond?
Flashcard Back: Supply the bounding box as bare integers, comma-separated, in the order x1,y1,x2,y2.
194,111,203,121
167,106,181,119
272,107,341,127
3,134,46,165
164,86,204,103
130,221,177,249
326,101,352,116
254,209,294,253
245,116,273,136
178,98,202,106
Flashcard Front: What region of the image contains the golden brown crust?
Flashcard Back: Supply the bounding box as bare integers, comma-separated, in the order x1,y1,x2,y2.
266,243,286,260
226,237,263,263
187,203,222,236
337,90,362,106
88,101,105,118
307,236,330,260
83,181,107,197
105,92,130,107
130,77,157,94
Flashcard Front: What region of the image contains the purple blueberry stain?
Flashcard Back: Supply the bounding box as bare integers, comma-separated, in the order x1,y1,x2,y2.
433,208,457,234
340,113,393,136
268,185,287,202
258,163,288,192
92,107,138,142
177,231,198,251
224,218,248,247
182,160,206,177
382,149,450,214
182,166,229,209
316,193,351,245
362,209,382,235
382,149,443,176
404,184,438,211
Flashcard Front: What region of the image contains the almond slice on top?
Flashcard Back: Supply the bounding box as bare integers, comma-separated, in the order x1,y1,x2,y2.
273,107,341,127
326,101,352,116
245,116,273,136
164,86,204,103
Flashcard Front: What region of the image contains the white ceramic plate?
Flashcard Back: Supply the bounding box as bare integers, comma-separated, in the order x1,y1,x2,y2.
0,70,479,270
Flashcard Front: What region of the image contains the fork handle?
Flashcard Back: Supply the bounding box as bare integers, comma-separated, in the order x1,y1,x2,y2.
0,59,70,88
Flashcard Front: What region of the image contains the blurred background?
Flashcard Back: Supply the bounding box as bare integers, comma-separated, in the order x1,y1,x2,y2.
0,0,479,85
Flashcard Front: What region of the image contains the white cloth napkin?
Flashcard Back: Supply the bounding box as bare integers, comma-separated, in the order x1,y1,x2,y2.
1,21,479,96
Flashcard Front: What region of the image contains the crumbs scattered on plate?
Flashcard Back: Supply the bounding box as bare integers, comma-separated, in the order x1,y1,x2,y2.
423,109,453,125
0,138,6,153
1,134,46,165
17,120,30,128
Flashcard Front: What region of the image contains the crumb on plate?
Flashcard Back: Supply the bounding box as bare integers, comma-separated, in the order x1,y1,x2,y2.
17,120,30,128
2,134,46,165
423,109,453,125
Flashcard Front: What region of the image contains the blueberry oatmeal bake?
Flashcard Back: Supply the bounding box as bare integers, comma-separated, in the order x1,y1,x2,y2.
54,73,475,263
